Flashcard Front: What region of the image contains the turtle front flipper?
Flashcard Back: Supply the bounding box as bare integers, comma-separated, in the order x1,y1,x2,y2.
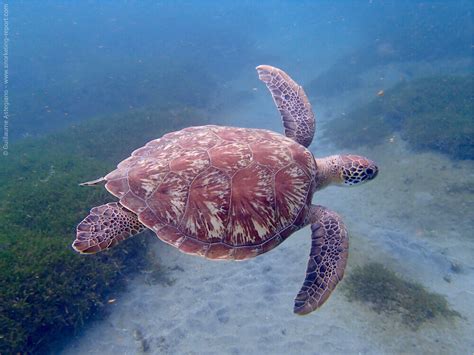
73,202,146,254
294,205,348,315
256,65,315,147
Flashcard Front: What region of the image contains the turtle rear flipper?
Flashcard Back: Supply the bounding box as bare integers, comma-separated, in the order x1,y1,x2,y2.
73,202,146,254
294,205,349,315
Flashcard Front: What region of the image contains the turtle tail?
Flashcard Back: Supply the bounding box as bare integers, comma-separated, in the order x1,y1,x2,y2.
73,202,146,254
79,177,106,186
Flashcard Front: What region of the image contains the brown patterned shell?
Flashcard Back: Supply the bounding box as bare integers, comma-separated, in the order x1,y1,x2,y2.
104,125,316,260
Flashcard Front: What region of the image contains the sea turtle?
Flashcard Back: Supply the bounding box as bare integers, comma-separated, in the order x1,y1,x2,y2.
73,65,378,315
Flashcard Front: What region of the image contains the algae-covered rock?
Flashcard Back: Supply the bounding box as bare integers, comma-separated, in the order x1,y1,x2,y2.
344,263,461,330
0,107,206,353
325,75,474,160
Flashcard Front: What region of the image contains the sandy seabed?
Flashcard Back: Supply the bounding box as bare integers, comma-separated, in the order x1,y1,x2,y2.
62,64,474,355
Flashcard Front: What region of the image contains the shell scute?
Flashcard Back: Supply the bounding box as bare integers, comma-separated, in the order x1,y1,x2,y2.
208,142,253,174
287,145,316,178
180,167,231,242
138,208,161,230
162,130,192,142
233,246,259,260
147,172,188,225
120,191,146,213
105,177,129,198
255,129,286,142
178,128,220,149
212,126,260,143
274,163,312,229
108,126,316,258
150,140,187,163
116,156,137,170
154,224,185,247
128,159,168,199
131,146,153,157
206,243,234,259
178,237,210,256
169,149,210,182
249,139,292,170
261,234,283,254
225,162,277,246
280,224,299,239
144,138,163,148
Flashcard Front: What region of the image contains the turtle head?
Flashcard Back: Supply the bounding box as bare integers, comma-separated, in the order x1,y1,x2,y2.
338,155,378,186
315,155,378,190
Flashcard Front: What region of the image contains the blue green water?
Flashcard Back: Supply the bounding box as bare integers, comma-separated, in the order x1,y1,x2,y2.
1,1,473,353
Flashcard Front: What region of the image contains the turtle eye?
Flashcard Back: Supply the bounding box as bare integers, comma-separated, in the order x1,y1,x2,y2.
365,165,378,180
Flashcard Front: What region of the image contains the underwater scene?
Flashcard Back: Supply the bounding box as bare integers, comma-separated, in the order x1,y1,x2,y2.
1,1,473,354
